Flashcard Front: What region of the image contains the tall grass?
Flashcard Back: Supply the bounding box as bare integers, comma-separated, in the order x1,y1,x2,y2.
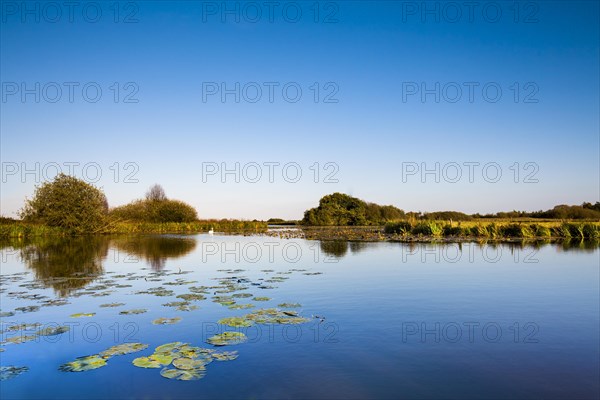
0,219,268,238
384,220,600,239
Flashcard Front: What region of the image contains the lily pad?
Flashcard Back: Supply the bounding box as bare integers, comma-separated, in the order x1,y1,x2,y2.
212,351,239,361
172,357,206,370
152,317,182,325
15,306,40,313
132,356,162,369
119,309,147,315
0,366,29,381
218,317,254,328
36,326,70,336
70,313,95,318
2,335,37,345
100,343,148,357
228,303,254,310
278,303,302,308
232,293,253,298
176,293,205,301
99,303,125,308
160,366,205,381
59,355,107,372
253,297,271,302
206,331,247,346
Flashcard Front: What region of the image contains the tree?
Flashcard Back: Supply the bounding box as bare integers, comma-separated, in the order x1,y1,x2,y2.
20,174,108,234
146,184,167,201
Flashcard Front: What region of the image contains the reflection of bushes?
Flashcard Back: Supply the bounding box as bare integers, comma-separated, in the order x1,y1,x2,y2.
110,236,196,270
14,236,109,296
320,241,348,258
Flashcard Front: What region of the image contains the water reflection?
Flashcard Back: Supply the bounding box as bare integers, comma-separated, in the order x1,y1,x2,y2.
0,236,597,295
110,235,197,270
0,235,197,295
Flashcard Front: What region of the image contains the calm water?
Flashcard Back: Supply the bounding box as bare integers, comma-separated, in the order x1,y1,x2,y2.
0,235,598,399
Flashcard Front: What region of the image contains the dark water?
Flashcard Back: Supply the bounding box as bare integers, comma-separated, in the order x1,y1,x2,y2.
0,235,598,399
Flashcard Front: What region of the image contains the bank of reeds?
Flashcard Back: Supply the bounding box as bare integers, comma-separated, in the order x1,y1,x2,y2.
384,220,600,239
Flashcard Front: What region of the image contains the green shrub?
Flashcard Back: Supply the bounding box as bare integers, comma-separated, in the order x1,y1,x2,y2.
19,174,108,234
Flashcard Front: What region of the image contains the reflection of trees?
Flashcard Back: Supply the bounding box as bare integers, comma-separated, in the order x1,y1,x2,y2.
349,241,370,255
3,236,109,297
320,241,348,258
110,235,197,270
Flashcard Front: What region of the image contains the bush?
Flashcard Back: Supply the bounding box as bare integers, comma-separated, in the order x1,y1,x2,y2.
19,174,108,234
111,199,197,223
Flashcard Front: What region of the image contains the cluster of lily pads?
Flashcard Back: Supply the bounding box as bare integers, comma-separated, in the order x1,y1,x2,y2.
132,341,238,381
59,343,149,372
1,265,324,381
1,323,70,346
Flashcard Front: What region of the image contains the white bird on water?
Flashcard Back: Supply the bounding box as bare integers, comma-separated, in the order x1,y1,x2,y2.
208,228,214,235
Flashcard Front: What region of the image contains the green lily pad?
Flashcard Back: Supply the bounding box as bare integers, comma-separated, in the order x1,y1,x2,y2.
99,303,125,308
206,331,247,346
2,335,37,345
232,293,253,298
2,323,42,333
119,309,147,315
253,297,271,301
99,343,148,358
36,326,70,336
0,366,29,381
59,355,107,372
155,342,185,353
278,303,302,308
211,351,238,361
160,366,206,381
152,317,182,325
218,317,254,328
15,306,40,313
172,357,206,370
132,356,162,369
70,313,95,318
176,294,205,301
228,303,254,310
0,311,15,317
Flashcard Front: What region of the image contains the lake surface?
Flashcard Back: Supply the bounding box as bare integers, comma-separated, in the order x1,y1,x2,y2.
1,235,598,399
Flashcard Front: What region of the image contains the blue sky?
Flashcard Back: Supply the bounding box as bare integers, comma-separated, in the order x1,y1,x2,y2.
1,1,598,219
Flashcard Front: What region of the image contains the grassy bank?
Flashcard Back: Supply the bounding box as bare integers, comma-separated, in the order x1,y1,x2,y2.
0,219,268,238
384,220,600,239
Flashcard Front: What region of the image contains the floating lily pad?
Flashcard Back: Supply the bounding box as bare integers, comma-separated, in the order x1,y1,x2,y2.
176,293,205,301
0,311,15,317
36,325,70,336
278,303,302,308
155,342,185,353
119,309,147,315
173,357,206,370
99,343,148,357
2,323,42,333
2,335,37,345
232,293,253,298
212,351,238,361
0,366,29,381
59,355,107,372
152,317,182,325
228,303,254,310
70,313,95,318
160,366,205,381
132,356,162,369
218,317,254,328
100,303,125,308
253,297,271,302
206,331,247,346
15,306,40,313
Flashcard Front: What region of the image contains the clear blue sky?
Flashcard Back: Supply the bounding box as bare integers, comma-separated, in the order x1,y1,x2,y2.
1,1,598,219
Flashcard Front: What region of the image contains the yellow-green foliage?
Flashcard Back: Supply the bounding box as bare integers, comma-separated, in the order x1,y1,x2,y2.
385,220,600,239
